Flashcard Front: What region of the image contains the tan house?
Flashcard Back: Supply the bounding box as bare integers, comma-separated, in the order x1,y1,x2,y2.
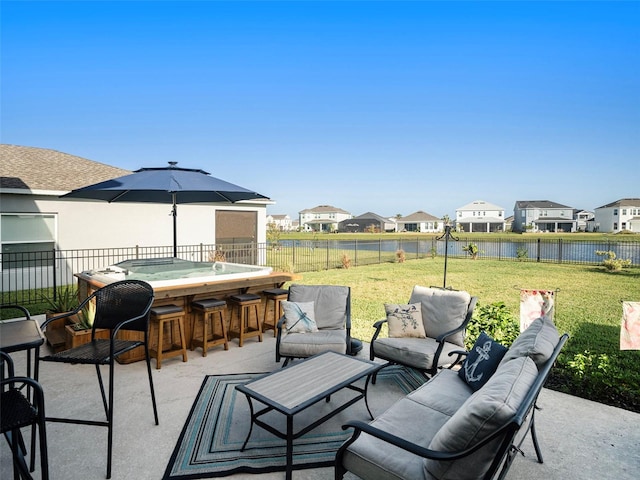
396,211,442,233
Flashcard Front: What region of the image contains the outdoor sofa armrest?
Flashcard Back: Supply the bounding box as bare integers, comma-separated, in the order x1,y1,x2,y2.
447,349,468,369
339,420,519,462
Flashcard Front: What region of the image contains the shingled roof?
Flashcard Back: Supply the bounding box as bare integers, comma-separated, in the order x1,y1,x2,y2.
0,144,131,192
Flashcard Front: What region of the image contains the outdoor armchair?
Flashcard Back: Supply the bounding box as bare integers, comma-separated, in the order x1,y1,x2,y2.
370,286,477,378
275,284,351,367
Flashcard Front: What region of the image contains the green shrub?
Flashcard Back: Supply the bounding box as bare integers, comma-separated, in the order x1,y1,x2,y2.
516,246,528,261
595,250,631,271
465,301,520,349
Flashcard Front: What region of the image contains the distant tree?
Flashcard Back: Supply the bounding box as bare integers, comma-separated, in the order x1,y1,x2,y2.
266,222,281,248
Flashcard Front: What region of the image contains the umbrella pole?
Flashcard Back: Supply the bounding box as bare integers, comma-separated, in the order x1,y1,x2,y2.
172,194,178,257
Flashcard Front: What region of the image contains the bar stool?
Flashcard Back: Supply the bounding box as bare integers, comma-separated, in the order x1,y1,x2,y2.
149,304,188,369
190,298,229,356
228,293,263,347
262,288,289,337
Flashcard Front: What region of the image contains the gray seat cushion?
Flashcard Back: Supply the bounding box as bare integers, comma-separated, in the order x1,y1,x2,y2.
278,329,347,357
343,396,450,480
409,369,473,416
373,337,462,371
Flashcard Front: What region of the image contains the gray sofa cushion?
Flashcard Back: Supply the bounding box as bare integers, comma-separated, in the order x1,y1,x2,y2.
409,286,472,347
373,337,463,371
343,396,451,480
500,316,560,369
289,284,349,330
424,355,538,480
409,369,473,417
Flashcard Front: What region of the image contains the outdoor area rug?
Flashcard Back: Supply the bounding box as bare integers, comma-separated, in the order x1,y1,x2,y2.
162,365,426,479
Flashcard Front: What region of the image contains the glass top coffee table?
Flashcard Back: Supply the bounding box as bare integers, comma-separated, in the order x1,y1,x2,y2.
235,351,383,480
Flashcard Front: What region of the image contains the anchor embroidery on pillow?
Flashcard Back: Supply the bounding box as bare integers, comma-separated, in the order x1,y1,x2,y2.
464,340,492,382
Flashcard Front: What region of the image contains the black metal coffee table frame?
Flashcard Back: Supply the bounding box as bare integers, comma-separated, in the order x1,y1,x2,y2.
235,351,383,480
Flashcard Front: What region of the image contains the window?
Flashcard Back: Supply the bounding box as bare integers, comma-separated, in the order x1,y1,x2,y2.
622,209,627,215
614,209,618,215
622,222,627,230
1,213,57,269
614,222,618,230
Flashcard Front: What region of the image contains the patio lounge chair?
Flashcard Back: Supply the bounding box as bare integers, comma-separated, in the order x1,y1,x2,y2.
275,284,351,367
370,286,477,379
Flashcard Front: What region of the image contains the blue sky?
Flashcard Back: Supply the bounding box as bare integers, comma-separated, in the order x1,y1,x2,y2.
2,1,638,219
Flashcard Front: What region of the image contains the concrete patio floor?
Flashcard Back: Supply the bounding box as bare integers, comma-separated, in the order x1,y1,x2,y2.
1,316,638,479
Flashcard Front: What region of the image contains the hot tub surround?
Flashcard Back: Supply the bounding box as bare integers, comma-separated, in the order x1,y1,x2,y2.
75,260,298,364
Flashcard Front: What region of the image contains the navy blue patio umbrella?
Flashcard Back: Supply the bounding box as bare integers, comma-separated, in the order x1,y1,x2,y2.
61,162,270,256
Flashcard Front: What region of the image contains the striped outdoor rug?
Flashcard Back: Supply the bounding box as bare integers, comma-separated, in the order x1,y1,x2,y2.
162,365,426,479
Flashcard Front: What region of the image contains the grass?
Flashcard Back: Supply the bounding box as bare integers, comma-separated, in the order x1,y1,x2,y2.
285,257,640,413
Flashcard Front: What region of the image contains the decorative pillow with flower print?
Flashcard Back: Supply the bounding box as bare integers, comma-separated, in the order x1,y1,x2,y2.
385,303,426,338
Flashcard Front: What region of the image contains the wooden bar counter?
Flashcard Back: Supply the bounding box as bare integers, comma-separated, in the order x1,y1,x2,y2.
75,271,300,363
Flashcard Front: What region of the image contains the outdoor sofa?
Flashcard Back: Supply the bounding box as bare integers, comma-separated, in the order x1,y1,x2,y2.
335,316,568,480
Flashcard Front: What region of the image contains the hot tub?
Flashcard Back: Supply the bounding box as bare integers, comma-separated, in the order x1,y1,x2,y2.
82,257,273,288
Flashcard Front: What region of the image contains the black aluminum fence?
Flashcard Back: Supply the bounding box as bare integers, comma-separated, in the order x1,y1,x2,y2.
2,237,639,306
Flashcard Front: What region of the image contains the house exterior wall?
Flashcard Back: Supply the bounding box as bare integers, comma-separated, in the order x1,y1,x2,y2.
1,191,267,252
396,220,441,232
455,201,505,233
594,202,640,233
266,214,293,231
299,210,351,232
513,203,575,232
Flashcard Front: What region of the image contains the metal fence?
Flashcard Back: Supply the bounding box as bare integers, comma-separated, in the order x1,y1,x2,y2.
2,237,639,306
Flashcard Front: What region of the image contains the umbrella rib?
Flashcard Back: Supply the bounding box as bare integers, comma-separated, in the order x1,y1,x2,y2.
108,190,131,203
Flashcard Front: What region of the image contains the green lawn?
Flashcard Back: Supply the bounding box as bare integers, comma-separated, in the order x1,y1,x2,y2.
286,257,640,412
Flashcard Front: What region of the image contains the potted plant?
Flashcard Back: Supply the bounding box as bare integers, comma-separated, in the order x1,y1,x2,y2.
462,243,480,260
64,300,109,349
41,285,79,352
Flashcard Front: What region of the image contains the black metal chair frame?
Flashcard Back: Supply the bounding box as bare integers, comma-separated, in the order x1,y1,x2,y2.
370,293,478,379
1,351,49,480
38,279,159,479
336,333,569,480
